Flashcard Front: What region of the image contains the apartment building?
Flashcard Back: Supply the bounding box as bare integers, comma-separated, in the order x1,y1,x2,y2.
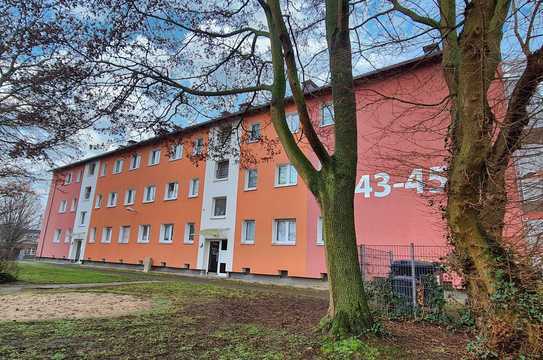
36,53,538,280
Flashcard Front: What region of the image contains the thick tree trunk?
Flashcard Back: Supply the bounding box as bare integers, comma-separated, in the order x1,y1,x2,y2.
317,170,373,338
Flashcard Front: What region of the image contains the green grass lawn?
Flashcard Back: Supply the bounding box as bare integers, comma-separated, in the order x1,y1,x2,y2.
1,264,468,359
14,261,162,284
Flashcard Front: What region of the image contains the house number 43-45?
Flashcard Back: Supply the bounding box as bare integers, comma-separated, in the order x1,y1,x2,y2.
355,167,447,198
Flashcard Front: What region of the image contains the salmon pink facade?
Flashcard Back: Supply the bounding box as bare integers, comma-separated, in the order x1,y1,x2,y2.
37,54,536,280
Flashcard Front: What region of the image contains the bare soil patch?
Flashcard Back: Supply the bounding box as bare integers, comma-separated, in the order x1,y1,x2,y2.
0,291,153,321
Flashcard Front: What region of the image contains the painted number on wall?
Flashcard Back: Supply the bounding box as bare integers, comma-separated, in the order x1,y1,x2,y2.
355,167,447,198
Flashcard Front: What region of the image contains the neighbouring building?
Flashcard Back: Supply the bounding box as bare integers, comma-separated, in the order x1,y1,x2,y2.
36,53,540,281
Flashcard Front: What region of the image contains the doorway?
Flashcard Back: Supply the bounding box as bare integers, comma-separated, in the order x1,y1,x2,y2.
74,239,82,262
207,241,220,273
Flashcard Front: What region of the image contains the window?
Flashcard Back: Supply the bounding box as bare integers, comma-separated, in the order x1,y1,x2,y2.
113,159,123,174
215,160,229,180
59,200,67,213
317,217,325,245
79,211,87,226
242,220,255,244
88,163,96,176
64,172,72,185
118,225,130,243
189,178,199,197
245,169,258,190
143,185,156,203
170,144,183,160
320,103,335,126
88,227,96,243
129,153,141,170
100,163,107,177
275,164,297,186
101,227,112,243
164,182,179,200
160,224,174,243
149,149,161,166
71,198,78,211
193,138,204,155
521,178,543,203
84,186,92,200
184,223,196,244
107,192,117,207
125,189,136,205
526,219,543,245
76,171,82,182
212,197,227,217
53,229,62,243
248,123,261,142
286,113,300,133
273,219,296,245
95,194,102,209
64,228,72,243
138,225,151,243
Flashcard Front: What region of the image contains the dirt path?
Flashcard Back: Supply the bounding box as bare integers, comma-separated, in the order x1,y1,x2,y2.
0,291,153,321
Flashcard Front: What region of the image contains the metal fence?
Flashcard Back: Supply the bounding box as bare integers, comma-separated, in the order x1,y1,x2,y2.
359,244,457,319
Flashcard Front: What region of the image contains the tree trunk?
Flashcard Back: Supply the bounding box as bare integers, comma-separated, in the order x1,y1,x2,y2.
317,169,373,338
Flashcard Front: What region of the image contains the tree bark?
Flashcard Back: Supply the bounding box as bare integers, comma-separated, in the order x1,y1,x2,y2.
318,168,373,337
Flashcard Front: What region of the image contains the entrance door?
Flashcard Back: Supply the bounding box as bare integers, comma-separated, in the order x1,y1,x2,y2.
74,240,82,261
208,241,220,273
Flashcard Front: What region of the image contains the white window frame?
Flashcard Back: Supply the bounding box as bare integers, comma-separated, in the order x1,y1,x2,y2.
215,160,229,180
192,138,204,155
118,225,131,244
64,172,72,185
138,224,151,243
189,178,199,198
83,186,92,200
88,227,96,243
273,219,296,245
248,123,261,142
143,185,156,203
64,228,72,243
76,171,82,183
88,162,96,176
170,144,183,161
316,216,325,245
275,164,298,187
95,194,102,209
245,168,258,190
125,189,136,205
148,149,161,166
70,198,78,212
129,153,141,170
101,227,112,243
320,103,335,127
113,159,123,174
59,200,67,213
164,181,179,200
184,223,196,244
286,113,300,133
53,229,62,243
241,220,256,244
159,224,174,244
100,163,107,177
212,197,227,218
79,211,87,226
107,192,117,207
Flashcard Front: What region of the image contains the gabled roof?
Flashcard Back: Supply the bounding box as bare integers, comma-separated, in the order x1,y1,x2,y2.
53,52,442,172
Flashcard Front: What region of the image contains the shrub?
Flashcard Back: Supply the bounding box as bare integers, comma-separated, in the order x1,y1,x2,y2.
0,259,18,283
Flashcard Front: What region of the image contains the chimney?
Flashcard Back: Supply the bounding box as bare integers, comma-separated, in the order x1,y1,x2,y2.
423,44,439,55
302,79,319,93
